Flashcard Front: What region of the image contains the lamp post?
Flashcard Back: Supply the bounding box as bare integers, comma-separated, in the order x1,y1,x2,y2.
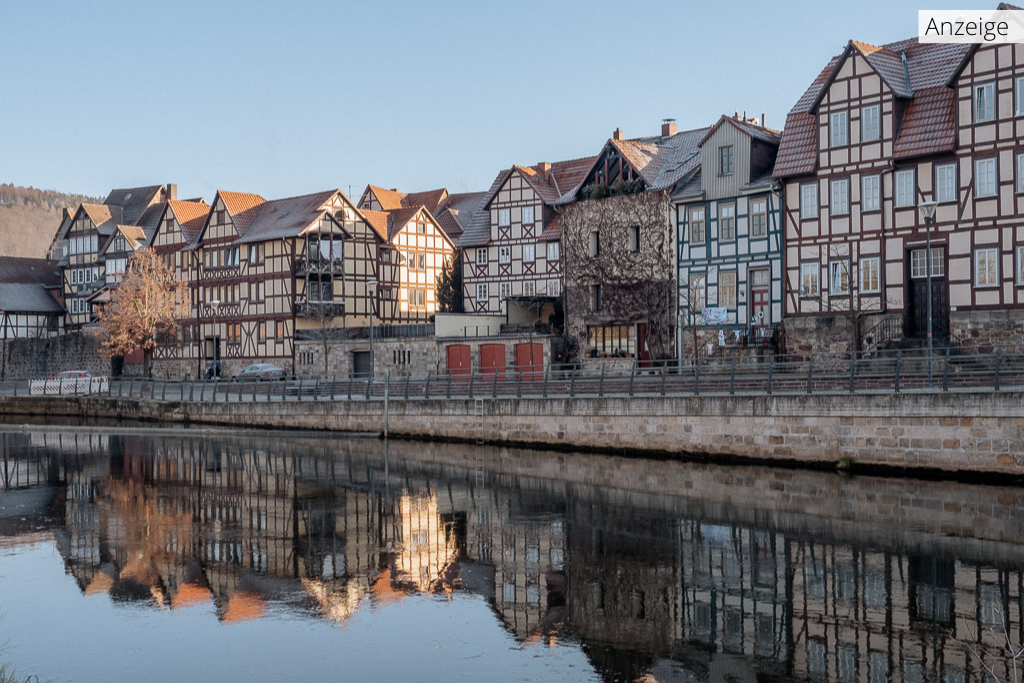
366,280,377,379
918,200,938,387
210,299,221,379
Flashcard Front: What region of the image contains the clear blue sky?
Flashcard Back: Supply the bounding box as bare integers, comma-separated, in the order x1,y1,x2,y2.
0,0,971,202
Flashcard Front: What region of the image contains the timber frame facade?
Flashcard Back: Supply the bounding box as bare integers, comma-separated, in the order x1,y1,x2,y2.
458,157,594,324
675,115,784,360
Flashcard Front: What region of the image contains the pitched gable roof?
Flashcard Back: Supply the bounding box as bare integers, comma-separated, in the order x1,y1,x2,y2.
403,188,448,213
103,185,165,226
236,189,344,244
219,191,267,234
0,283,63,314
79,203,120,235
166,199,211,243
0,256,60,285
365,185,406,211
360,209,390,241
457,168,510,248
699,115,783,147
435,190,487,242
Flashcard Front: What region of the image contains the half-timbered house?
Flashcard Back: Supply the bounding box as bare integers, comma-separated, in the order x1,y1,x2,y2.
458,156,594,326
558,122,707,363
674,114,784,360
0,257,63,340
772,32,1024,354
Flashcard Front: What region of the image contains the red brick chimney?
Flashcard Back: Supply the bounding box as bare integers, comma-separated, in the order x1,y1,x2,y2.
537,162,552,180
661,119,677,136
613,128,624,141
166,183,177,201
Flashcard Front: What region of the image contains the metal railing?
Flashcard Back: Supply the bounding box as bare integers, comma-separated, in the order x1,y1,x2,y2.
3,346,1022,403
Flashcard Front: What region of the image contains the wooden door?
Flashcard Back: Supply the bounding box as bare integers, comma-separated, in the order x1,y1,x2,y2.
514,342,544,380
479,344,506,379
907,248,949,340
446,344,471,378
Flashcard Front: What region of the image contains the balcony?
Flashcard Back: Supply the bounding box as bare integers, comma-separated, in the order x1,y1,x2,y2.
296,300,346,319
295,256,344,276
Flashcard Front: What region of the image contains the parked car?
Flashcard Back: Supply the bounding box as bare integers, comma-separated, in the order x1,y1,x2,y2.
49,370,92,381
231,363,286,381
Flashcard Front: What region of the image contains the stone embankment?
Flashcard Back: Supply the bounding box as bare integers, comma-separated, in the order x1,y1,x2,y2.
0,389,1021,476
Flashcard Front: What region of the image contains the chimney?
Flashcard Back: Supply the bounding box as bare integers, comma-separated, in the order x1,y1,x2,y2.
661,118,677,137
613,128,624,141
761,113,766,127
538,162,552,180
166,183,177,201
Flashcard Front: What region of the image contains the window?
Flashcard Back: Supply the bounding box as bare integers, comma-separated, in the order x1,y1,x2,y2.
719,271,737,308
248,244,261,264
690,208,706,244
523,281,535,296
1017,76,1024,116
719,204,736,241
629,225,640,251
547,279,561,296
975,157,997,197
497,208,510,227
860,256,881,294
591,284,601,311
974,82,995,122
895,169,915,207
862,175,881,211
499,246,511,264
546,242,559,261
800,184,818,219
800,262,820,297
522,243,535,262
861,104,881,141
830,111,848,147
1017,245,1024,284
476,248,487,265
589,230,600,257
910,248,945,278
1018,154,1024,193
522,206,535,224
689,272,706,312
936,163,957,202
476,283,488,302
720,145,734,175
750,199,767,237
975,247,999,287
587,325,636,356
831,179,850,215
500,282,512,299
830,260,850,295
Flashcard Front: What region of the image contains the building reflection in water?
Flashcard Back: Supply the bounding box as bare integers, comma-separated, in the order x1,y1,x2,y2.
2,429,1023,682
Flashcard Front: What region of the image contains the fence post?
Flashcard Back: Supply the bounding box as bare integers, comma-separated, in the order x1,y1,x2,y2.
267,379,272,402
806,357,814,394
894,350,902,393
404,373,411,400
598,364,605,397
469,371,475,399
347,375,353,400
365,374,372,400
729,355,737,396
994,348,1003,392
446,371,452,399
542,368,549,398
628,362,636,397
569,368,576,397
942,348,950,392
848,354,856,393
312,378,320,401
150,380,156,400
661,367,667,396
492,369,498,398
517,368,523,398
331,374,337,401
766,356,774,395
424,371,431,399
693,360,699,395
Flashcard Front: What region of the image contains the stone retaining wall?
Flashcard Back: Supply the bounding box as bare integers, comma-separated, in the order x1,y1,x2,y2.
2,390,1020,475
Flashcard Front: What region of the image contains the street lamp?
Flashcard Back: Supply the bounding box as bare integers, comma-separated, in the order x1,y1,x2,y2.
209,298,221,379
366,280,377,379
918,200,938,386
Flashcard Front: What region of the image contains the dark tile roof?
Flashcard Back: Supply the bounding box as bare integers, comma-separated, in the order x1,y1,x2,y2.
699,115,782,148
103,185,165,226
672,170,704,201
135,203,166,242
236,190,340,244
0,283,63,314
0,256,60,285
772,113,818,178
893,87,957,159
457,169,509,248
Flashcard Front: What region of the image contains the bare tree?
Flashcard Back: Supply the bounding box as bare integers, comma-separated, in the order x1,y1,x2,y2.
96,248,187,376
959,609,1024,683
560,191,676,360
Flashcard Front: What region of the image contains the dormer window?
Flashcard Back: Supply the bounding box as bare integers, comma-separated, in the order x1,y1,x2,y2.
719,146,734,175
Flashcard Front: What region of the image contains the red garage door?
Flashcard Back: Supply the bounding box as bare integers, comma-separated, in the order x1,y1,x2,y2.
446,344,471,378
479,344,506,379
514,342,544,380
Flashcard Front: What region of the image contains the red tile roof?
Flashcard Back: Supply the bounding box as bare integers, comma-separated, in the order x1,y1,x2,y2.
360,209,390,241
219,191,267,234
772,113,818,178
167,199,211,243
366,185,405,211
79,203,120,235
893,87,957,159
403,188,448,213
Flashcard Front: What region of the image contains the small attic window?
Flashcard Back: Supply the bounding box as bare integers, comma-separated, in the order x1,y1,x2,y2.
124,192,132,202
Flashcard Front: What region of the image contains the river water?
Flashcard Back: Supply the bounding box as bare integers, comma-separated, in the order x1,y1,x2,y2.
0,427,1022,683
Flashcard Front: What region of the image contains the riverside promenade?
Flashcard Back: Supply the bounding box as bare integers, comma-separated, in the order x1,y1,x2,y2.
2,347,1022,477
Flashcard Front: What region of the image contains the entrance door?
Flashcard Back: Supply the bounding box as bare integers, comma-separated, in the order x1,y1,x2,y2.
446,344,471,379
479,344,506,379
636,324,652,367
352,351,371,378
749,269,771,345
514,342,544,380
907,247,949,340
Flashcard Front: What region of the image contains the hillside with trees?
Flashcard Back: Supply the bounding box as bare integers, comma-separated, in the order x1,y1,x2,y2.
0,184,100,258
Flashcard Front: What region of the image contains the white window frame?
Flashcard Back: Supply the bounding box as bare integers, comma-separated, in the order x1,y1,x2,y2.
974,247,1000,287
1017,244,1024,285
830,111,848,147
974,82,996,123
861,175,881,212
719,204,736,242
895,169,916,208
546,242,560,261
975,157,997,198
498,246,511,264
936,163,957,203
475,248,487,265
523,281,535,296
800,262,820,297
497,208,511,227
499,282,512,299
800,184,818,220
522,243,535,262
859,256,881,294
1017,153,1024,193
861,104,881,141
718,271,737,309
910,247,945,279
690,207,706,244
476,283,488,302
1016,76,1024,117
829,259,850,296
547,279,561,296
750,198,767,238
522,206,535,224
830,179,849,216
